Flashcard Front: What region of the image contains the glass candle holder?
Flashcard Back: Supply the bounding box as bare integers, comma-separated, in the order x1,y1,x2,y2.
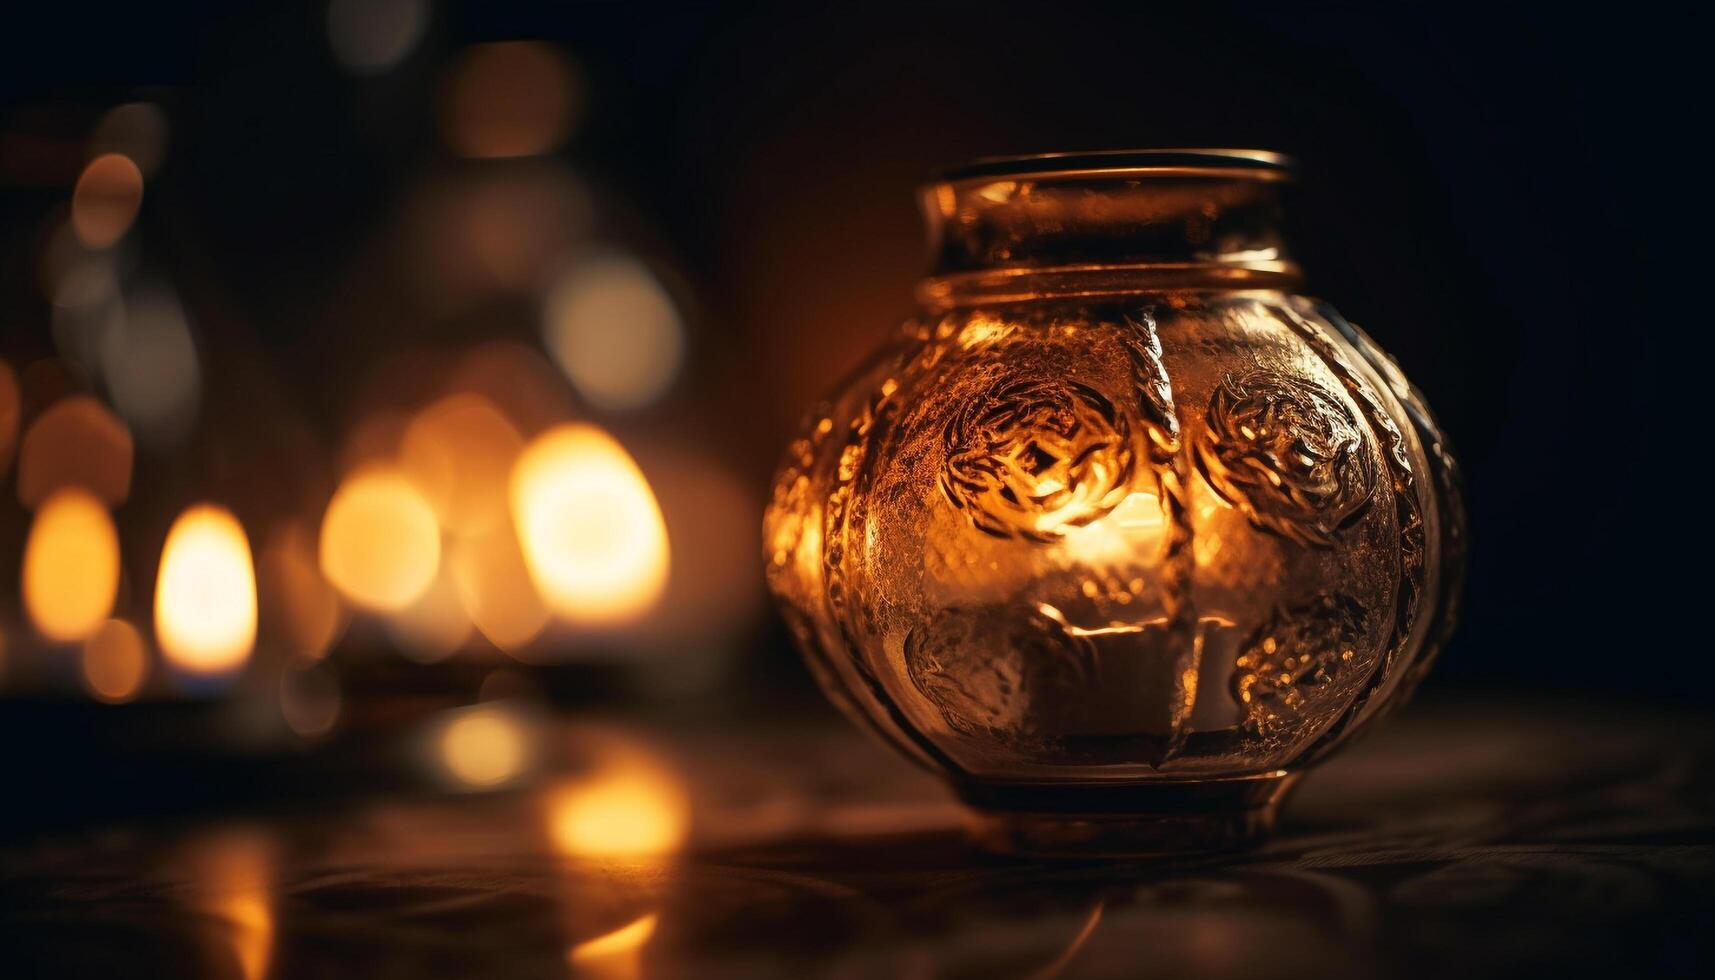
764,150,1465,857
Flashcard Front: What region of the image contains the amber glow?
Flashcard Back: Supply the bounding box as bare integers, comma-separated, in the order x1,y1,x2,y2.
399,393,522,535
71,153,144,248
185,832,274,980
546,762,688,860
387,568,473,662
17,395,133,508
261,523,345,660
440,42,578,158
319,468,441,611
511,425,669,625
568,913,657,975
82,618,149,702
448,521,548,652
441,707,528,787
23,489,120,643
155,504,257,675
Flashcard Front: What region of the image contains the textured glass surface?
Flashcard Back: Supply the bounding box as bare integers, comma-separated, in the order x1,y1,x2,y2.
764,151,1465,841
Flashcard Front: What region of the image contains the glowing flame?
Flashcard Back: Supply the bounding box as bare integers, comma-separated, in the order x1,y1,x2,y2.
511,425,668,626
546,761,687,861
23,489,120,643
440,706,528,787
82,618,149,702
155,504,257,675
319,467,441,611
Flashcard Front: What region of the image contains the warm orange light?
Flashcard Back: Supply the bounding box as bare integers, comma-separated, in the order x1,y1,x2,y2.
440,707,528,787
399,393,522,536
81,618,149,703
71,153,144,249
184,832,274,980
386,568,473,663
261,523,345,661
511,425,669,626
17,395,133,509
155,504,257,675
448,520,548,652
568,913,657,974
22,489,120,643
319,468,441,611
546,763,688,860
439,42,578,158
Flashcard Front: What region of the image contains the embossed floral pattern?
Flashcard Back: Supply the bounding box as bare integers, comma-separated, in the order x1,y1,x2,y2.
1232,593,1368,735
939,377,1135,542
1196,371,1375,547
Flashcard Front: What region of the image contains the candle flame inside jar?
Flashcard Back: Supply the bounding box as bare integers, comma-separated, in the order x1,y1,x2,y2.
155,504,257,675
510,424,668,626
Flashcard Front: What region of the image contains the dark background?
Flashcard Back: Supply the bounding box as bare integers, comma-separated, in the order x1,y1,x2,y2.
1,2,1681,702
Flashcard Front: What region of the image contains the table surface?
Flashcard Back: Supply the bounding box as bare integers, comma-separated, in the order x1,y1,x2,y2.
2,695,1711,979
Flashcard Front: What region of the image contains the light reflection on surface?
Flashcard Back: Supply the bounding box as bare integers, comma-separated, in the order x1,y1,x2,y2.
568,912,657,979
320,467,441,612
81,618,149,703
546,754,688,861
182,831,275,980
22,489,120,643
155,504,257,676
512,424,669,628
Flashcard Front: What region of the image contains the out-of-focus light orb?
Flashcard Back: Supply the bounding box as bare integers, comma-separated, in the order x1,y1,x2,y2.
23,489,120,643
441,706,528,787
547,762,688,860
0,360,18,478
101,282,201,449
448,521,548,652
81,618,149,703
327,0,427,74
385,566,472,662
544,253,684,411
261,523,346,661
511,424,669,626
89,102,169,177
400,393,522,535
569,913,657,970
445,341,576,437
17,395,133,509
155,504,257,675
439,42,579,159
71,153,144,249
319,468,441,611
279,659,342,738
49,256,124,376
182,832,274,980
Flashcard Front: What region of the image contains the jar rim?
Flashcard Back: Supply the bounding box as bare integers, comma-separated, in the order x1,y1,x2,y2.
933,148,1293,184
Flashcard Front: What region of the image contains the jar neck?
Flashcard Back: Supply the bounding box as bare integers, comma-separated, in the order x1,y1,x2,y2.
916,150,1301,309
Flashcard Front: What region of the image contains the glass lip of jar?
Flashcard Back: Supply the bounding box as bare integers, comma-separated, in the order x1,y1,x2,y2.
930,147,1294,186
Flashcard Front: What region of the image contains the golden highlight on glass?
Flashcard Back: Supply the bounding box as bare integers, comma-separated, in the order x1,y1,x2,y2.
764,150,1466,856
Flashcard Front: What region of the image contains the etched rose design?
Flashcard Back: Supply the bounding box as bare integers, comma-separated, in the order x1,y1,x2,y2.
939,376,1135,542
1196,370,1375,547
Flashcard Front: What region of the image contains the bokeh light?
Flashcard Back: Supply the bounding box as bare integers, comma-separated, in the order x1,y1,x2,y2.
326,0,427,75
511,424,669,627
279,659,342,738
81,618,149,703
319,467,441,611
440,706,528,787
568,913,657,975
23,489,120,643
71,152,144,249
155,504,257,676
89,102,169,177
0,360,18,478
385,566,472,663
261,522,346,661
399,392,521,535
448,520,548,652
100,281,201,449
439,42,578,159
543,252,685,412
17,395,133,509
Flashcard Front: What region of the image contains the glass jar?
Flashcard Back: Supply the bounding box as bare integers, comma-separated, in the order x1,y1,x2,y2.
764,150,1465,857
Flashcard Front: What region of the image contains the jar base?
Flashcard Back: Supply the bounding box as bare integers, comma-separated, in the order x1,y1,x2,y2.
958,770,1302,859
